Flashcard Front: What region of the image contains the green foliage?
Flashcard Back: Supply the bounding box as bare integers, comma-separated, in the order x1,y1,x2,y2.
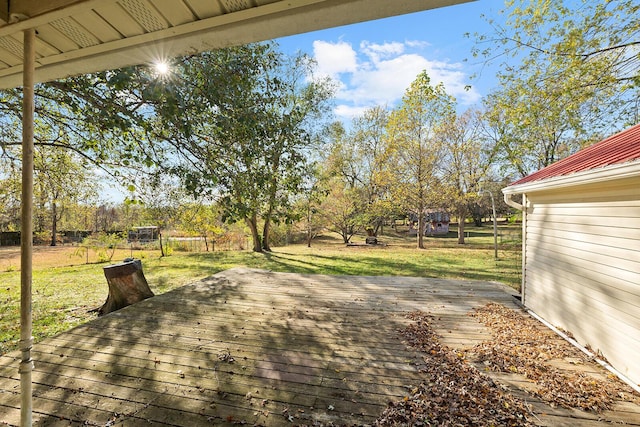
0,159,21,232
291,163,330,247
82,232,126,263
473,0,640,177
439,109,495,243
34,145,99,243
1,66,155,180
177,202,225,246
71,245,88,263
319,181,365,243
141,42,335,252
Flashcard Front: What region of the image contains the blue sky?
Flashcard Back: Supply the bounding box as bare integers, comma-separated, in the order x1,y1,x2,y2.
276,0,507,119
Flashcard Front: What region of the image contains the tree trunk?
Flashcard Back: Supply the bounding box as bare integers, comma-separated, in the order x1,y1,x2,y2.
341,228,350,244
246,215,262,252
262,148,282,252
471,202,482,226
50,201,58,246
458,208,467,245
262,219,272,252
417,216,425,249
158,231,165,257
98,259,154,316
306,208,313,248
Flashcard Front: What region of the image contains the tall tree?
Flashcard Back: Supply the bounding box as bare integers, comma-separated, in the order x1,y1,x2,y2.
33,145,98,245
482,72,592,177
0,142,98,243
320,121,370,243
0,162,21,232
146,43,334,252
350,106,392,235
473,0,640,177
440,109,493,244
293,164,329,247
385,71,456,249
258,53,334,251
320,179,364,244
322,108,393,237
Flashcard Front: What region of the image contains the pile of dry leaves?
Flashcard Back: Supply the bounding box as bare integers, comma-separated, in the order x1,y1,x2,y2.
375,311,535,426
470,303,637,411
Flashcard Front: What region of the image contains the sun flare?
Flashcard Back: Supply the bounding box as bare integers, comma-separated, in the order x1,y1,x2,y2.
154,61,170,76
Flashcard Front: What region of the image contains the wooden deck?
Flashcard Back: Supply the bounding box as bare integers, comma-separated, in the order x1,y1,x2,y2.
1,267,639,426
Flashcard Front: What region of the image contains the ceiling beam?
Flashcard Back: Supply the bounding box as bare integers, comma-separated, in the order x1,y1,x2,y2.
8,0,88,19
0,0,7,24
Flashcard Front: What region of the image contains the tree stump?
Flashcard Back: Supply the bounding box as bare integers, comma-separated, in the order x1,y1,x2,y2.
98,259,154,316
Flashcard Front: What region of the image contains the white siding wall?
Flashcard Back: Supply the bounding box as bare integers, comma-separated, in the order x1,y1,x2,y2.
524,178,640,385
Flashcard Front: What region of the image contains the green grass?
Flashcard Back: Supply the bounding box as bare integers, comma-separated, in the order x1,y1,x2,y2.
0,224,521,354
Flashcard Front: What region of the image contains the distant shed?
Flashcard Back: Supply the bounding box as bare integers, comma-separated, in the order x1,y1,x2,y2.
127,226,159,243
408,211,450,235
503,123,640,387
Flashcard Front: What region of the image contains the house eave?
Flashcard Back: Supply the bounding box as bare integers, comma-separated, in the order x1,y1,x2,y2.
502,160,640,195
0,0,472,90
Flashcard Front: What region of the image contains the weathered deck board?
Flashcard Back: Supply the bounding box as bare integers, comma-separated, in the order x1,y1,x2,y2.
1,267,639,426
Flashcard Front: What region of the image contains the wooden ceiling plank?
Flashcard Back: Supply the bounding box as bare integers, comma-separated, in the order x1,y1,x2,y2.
0,0,8,25
32,0,322,69
93,3,146,38
32,33,60,57
72,10,121,43
50,16,100,47
119,0,169,33
0,49,20,67
253,0,281,6
7,0,88,20
4,33,52,61
183,0,225,20
0,33,22,58
0,0,106,37
0,63,22,77
220,0,253,13
149,0,195,27
34,23,79,52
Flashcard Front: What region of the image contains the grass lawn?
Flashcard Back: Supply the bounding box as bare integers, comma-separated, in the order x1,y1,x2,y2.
0,223,521,354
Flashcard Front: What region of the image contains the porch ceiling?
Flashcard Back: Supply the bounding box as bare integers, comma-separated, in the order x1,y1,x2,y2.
0,0,472,89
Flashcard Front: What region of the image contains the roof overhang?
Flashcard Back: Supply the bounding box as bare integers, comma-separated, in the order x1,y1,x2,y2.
0,0,472,90
502,160,640,195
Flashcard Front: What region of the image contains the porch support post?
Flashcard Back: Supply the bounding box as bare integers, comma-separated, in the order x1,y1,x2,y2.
20,27,36,427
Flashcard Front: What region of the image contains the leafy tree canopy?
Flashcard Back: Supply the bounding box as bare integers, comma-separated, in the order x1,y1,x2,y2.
472,0,639,177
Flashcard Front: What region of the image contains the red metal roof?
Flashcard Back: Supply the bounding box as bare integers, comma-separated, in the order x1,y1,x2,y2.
510,123,640,186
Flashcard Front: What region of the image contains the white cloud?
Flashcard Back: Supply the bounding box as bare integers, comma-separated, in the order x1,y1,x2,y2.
333,104,372,120
341,53,430,105
312,40,357,77
312,38,480,120
360,41,405,63
405,39,431,49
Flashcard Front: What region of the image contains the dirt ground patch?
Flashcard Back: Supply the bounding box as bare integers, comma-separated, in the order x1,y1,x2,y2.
0,245,148,271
